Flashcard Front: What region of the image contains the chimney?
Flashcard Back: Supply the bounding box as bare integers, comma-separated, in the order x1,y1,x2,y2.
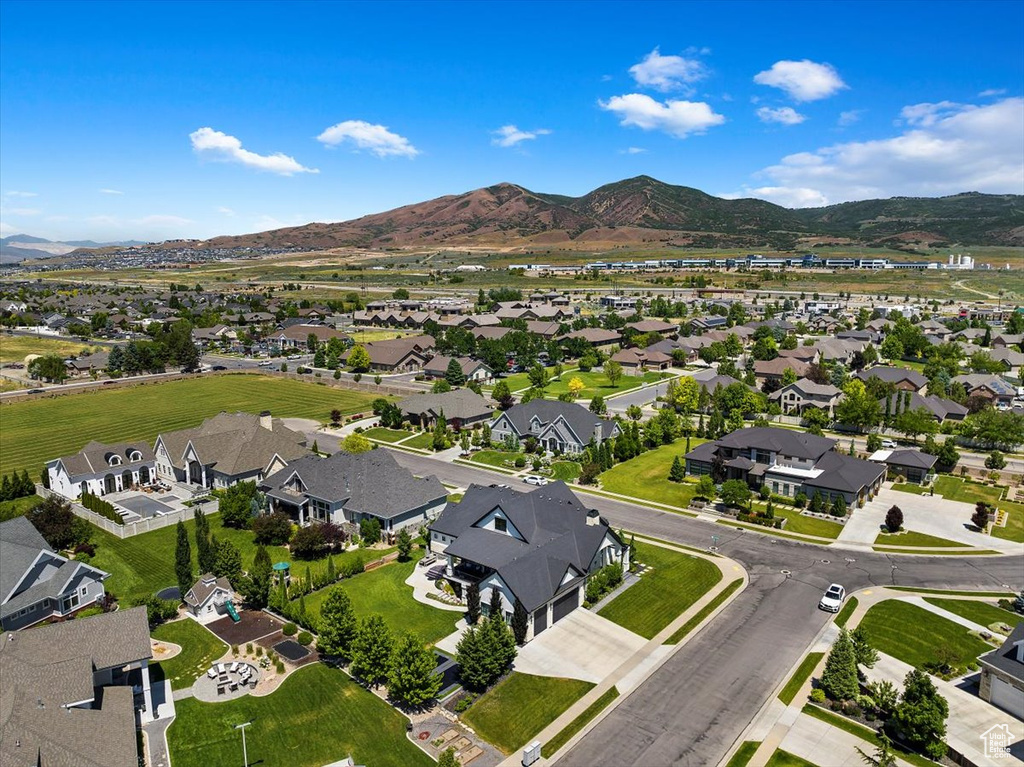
586,508,600,527
594,423,602,443
259,410,272,430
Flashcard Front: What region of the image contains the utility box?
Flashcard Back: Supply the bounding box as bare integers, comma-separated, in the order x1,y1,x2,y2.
522,740,541,766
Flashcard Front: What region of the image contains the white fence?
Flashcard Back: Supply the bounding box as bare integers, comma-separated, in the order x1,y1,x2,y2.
38,485,213,539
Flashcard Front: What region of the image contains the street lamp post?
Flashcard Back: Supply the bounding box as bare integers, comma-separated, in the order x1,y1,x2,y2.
233,721,253,767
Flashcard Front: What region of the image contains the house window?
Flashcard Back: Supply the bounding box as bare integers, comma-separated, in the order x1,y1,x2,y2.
783,484,790,495
494,517,507,533
80,586,88,597
772,482,779,493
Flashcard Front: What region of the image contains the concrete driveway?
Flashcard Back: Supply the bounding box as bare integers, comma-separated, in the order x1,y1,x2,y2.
513,608,646,683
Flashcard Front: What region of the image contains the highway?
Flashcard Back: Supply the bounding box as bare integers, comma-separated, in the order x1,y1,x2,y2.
386,450,1024,767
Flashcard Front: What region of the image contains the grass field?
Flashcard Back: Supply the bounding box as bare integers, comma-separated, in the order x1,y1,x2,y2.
725,741,761,767
665,578,743,644
923,598,1019,631
874,530,967,548
0,494,40,521
151,619,228,689
168,663,433,767
541,686,619,758
834,597,858,628
299,551,459,646
403,431,435,450
0,374,382,476
362,427,411,443
346,329,413,343
599,439,708,508
992,500,1024,543
544,370,670,400
549,461,581,482
469,449,523,471
758,505,843,539
765,750,819,767
0,334,94,363
461,672,594,755
856,600,992,670
486,366,565,394
598,542,722,639
778,652,825,705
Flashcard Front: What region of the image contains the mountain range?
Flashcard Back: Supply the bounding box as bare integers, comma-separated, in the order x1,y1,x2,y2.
0,235,148,264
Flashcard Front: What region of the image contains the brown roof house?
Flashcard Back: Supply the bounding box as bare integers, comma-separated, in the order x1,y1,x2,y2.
609,347,672,375
343,334,435,372
422,354,494,382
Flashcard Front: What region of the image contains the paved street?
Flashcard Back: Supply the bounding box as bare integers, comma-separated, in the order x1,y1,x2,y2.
386,449,1024,767
606,378,677,413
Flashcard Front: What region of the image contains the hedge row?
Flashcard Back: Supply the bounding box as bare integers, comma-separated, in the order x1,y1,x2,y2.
81,491,123,524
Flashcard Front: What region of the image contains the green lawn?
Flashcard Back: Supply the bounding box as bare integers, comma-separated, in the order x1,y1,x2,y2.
362,427,412,443
923,598,1020,631
599,439,708,508
90,511,383,602
0,374,382,475
874,530,967,548
469,449,523,471
541,686,619,758
544,370,670,400
599,542,722,639
461,672,594,755
778,652,825,705
0,334,94,363
403,431,435,450
486,366,567,394
665,578,743,644
168,663,433,767
766,749,819,767
933,476,1004,505
992,500,1024,543
151,619,228,689
856,600,992,670
299,553,459,646
725,741,761,767
0,494,40,522
834,597,858,628
759,505,843,539
549,461,581,482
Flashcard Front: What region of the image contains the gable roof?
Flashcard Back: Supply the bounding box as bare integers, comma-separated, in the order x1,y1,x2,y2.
0,517,52,602
869,448,937,470
157,412,307,476
979,622,1024,683
715,426,837,461
398,389,493,422
494,400,616,443
50,440,155,477
855,366,928,389
184,574,233,608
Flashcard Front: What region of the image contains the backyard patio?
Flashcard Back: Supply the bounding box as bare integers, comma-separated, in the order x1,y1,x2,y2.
192,660,262,702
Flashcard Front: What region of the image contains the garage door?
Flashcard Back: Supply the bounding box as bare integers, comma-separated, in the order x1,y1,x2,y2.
991,677,1024,718
551,588,579,624
533,607,548,636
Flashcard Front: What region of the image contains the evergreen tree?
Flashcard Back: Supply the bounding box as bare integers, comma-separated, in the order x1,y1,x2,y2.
432,410,449,451
488,586,503,620
317,586,358,657
444,358,467,387
351,615,394,687
888,670,948,760
486,603,517,673
388,632,443,706
213,539,243,585
466,583,481,625
326,555,336,583
830,495,848,518
851,626,879,669
174,520,193,603
668,455,685,482
239,545,272,609
1011,588,1024,615
194,508,216,575
856,732,898,767
811,490,825,513
821,629,859,701
396,528,413,561
512,599,529,645
455,626,488,691
884,505,903,533
0,475,11,502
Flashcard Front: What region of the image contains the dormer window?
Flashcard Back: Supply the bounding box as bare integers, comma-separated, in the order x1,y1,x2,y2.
108,455,122,466
494,517,507,533
129,451,142,462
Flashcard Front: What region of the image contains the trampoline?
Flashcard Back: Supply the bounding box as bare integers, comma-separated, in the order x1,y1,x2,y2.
117,496,174,518
272,639,310,661
156,586,181,601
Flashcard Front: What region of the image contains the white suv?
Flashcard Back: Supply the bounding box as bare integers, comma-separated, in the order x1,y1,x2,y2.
819,583,846,613
523,475,548,486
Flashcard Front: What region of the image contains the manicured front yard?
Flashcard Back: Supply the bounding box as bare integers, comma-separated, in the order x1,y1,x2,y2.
151,619,228,689
874,530,967,548
992,500,1024,543
923,598,1019,631
544,370,670,400
168,663,433,767
0,374,383,475
932,475,1003,505
598,542,722,639
299,552,459,646
549,461,581,482
362,427,412,443
461,672,594,755
469,449,523,471
487,365,566,394
403,431,435,450
541,686,619,758
855,600,992,670
599,439,708,508
756,504,843,539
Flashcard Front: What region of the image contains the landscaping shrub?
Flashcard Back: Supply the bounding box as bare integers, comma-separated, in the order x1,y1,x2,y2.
585,562,624,604
884,505,903,534
81,491,122,524
291,523,329,559
283,622,297,636
246,643,253,654
737,513,784,529
514,456,526,468
454,694,475,713
297,631,313,646
275,661,286,674
359,518,381,545
74,542,96,556
794,492,808,509
252,511,293,545
810,688,826,704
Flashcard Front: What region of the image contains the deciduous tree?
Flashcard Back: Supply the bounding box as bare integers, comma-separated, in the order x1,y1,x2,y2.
351,614,394,687
388,632,443,706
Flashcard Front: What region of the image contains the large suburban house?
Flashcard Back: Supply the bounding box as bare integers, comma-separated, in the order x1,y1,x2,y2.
685,427,886,507
0,606,154,767
154,411,308,489
769,378,843,416
855,366,928,393
879,391,968,423
342,334,435,372
422,354,494,382
609,347,672,374
952,374,1017,407
398,389,494,430
260,449,447,531
978,622,1024,718
47,440,157,500
1,517,110,631
428,482,628,642
490,400,620,455
868,448,937,484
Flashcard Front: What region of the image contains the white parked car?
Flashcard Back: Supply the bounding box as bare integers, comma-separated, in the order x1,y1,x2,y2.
819,583,846,613
880,439,897,449
523,475,548,486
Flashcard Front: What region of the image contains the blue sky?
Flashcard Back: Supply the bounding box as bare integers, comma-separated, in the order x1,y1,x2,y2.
2,0,1022,242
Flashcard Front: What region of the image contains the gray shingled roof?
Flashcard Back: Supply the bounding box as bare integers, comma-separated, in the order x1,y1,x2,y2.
261,449,446,520
879,391,968,421
0,607,150,767
1,517,52,603
431,482,616,612
157,412,307,476
804,451,887,494
1,558,108,621
399,389,493,422
51,440,155,477
855,366,928,389
494,400,617,443
184,574,233,608
979,622,1024,683
881,449,938,470
715,427,836,461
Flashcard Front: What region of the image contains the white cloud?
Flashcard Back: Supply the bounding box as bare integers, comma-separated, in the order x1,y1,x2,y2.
747,97,1024,206
98,188,124,195
217,206,236,216
316,120,419,158
756,106,806,125
0,222,15,234
491,125,552,148
599,93,725,138
4,191,37,198
189,127,319,175
629,48,708,93
838,109,864,126
733,186,829,207
979,88,1006,98
620,147,647,154
753,60,847,102
2,207,41,216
